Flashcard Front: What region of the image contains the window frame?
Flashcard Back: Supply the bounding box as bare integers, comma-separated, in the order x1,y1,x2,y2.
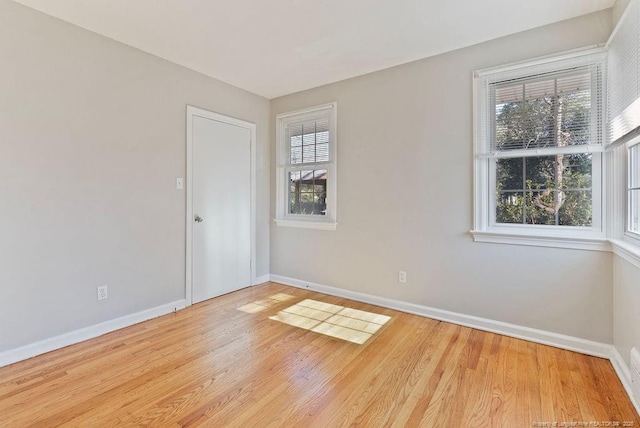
626,137,640,242
275,103,338,231
472,48,609,251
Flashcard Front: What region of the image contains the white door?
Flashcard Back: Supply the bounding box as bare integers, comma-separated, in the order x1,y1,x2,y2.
191,113,251,303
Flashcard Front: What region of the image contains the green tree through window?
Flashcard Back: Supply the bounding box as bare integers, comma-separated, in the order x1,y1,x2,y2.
493,77,593,226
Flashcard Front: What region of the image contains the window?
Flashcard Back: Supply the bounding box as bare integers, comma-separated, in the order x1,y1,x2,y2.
473,51,607,249
608,0,640,248
276,103,337,230
629,142,640,236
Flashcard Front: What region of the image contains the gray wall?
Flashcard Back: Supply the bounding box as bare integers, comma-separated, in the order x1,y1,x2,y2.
0,0,270,351
613,256,640,366
611,0,640,373
270,10,614,342
613,0,632,26
1,0,623,355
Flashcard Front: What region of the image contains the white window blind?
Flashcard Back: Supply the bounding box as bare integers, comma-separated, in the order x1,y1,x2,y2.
286,118,331,165
492,67,601,154
608,0,640,145
476,53,605,158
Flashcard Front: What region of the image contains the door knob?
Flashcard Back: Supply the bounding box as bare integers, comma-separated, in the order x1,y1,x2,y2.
195,215,203,223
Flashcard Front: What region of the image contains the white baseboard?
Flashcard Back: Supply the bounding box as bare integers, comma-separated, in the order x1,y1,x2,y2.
2,274,638,418
270,274,612,359
610,347,640,416
254,274,270,285
0,299,186,368
271,274,640,416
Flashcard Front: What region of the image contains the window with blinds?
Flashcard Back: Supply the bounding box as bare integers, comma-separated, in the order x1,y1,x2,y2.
608,0,640,146
492,67,601,153
473,51,605,235
287,119,330,165
276,103,337,229
608,0,640,242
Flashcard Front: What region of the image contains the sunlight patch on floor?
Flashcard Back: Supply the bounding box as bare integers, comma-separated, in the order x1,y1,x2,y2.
237,293,295,313
269,299,391,344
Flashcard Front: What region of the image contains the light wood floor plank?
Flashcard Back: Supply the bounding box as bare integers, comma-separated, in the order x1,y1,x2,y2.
0,282,637,427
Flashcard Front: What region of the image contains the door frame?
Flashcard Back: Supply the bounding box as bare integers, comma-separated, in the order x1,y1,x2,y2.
185,105,257,306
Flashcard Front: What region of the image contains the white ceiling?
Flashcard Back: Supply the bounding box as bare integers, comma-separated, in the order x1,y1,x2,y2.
11,0,615,99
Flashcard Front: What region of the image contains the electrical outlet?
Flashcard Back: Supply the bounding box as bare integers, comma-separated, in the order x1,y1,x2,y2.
398,271,407,283
97,286,108,301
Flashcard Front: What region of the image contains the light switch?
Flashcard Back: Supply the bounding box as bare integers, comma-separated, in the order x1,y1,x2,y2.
176,177,184,190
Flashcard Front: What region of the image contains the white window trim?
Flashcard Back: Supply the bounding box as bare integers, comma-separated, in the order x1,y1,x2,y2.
610,239,640,270
275,103,337,231
606,142,640,267
607,140,640,267
626,138,640,240
471,46,609,251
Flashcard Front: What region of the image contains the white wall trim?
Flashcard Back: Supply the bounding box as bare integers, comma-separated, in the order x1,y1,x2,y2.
270,274,612,358
609,347,640,416
611,239,640,270
475,45,606,78
274,219,337,231
275,102,337,120
270,274,640,413
3,273,638,415
471,230,611,252
0,299,186,368
185,105,257,306
254,274,270,285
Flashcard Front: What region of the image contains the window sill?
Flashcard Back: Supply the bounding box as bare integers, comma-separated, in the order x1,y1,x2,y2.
610,239,640,270
470,229,610,252
275,219,337,231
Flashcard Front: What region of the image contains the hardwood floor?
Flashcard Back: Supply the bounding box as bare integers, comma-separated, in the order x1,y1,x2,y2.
1,282,638,427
